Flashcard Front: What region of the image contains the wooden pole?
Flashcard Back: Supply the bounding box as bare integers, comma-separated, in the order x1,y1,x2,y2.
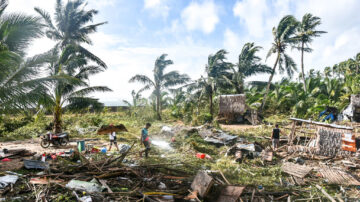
289,120,296,145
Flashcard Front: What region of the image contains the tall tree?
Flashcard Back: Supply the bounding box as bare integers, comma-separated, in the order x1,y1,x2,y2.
294,13,326,92
0,0,48,113
187,49,231,119
129,54,190,120
261,15,298,111
35,0,106,68
35,0,109,133
223,43,272,94
41,47,111,133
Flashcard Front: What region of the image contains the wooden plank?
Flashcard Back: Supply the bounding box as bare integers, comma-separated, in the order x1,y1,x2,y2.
191,171,214,198
289,121,296,145
289,118,353,130
320,167,360,186
281,162,312,178
216,186,245,202
99,179,113,193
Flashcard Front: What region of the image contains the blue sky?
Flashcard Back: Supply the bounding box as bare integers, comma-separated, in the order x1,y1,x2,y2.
8,0,360,105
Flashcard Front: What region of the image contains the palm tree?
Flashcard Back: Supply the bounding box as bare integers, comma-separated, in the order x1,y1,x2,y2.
294,13,326,92
349,53,360,74
0,0,48,113
0,52,55,114
123,90,145,108
223,43,272,94
35,0,106,68
261,15,299,111
35,0,110,133
41,47,111,133
188,49,231,119
129,54,190,120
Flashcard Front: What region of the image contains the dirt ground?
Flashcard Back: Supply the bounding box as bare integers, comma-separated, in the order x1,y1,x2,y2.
0,138,110,154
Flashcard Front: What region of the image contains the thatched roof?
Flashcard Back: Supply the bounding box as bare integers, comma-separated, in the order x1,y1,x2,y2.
97,124,128,135
351,94,360,107
219,94,247,115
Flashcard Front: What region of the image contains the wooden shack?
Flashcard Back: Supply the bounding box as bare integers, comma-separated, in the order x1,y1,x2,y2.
351,94,360,122
287,118,356,157
218,94,260,125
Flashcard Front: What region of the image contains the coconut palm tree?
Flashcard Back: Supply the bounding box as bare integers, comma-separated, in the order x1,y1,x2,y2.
35,0,106,68
0,0,49,113
294,13,326,92
40,47,111,133
129,54,190,120
34,0,109,133
123,90,145,108
223,43,272,94
261,15,299,111
187,49,232,119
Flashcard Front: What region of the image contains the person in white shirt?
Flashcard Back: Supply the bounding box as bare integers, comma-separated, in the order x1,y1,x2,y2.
108,128,120,151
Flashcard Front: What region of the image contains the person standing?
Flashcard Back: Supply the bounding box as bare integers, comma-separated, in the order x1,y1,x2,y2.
139,123,151,158
271,124,284,150
108,125,120,151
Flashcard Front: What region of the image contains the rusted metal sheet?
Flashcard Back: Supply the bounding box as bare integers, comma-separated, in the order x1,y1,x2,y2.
281,162,313,178
191,171,214,198
216,186,245,202
320,167,360,186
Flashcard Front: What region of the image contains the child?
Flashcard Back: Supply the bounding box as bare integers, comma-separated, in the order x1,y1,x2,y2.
271,124,284,150
108,125,120,151
139,123,151,158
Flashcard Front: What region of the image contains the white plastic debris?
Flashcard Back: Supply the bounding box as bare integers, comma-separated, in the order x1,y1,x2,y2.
79,196,92,202
158,182,167,190
0,175,18,189
66,179,104,193
119,144,131,153
160,126,174,136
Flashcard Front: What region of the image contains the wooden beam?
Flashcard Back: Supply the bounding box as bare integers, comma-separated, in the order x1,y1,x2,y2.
289,118,353,130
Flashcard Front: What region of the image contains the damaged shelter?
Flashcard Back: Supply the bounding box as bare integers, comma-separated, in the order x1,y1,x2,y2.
342,94,360,122
286,118,358,157
218,94,260,125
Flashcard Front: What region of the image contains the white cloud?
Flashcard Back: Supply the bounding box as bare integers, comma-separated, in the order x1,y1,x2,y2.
223,29,242,52
143,0,170,19
233,0,268,38
181,0,219,34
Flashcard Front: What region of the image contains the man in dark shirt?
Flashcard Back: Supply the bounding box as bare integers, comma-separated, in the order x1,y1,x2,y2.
271,124,284,150
139,123,151,158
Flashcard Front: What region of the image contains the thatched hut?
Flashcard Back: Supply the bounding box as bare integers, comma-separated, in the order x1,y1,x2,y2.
218,94,261,124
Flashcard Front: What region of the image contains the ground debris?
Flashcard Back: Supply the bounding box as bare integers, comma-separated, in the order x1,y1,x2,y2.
281,162,313,178
319,166,360,185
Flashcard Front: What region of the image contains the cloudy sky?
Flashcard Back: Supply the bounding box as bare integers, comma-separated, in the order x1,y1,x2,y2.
7,0,360,105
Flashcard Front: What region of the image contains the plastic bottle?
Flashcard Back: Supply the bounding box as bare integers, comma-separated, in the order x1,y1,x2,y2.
41,153,46,162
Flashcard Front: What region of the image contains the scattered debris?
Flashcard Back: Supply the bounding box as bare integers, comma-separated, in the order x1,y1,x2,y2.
281,162,312,178
319,167,360,185
216,186,245,202
23,159,49,170
191,171,214,198
66,179,104,193
0,175,18,189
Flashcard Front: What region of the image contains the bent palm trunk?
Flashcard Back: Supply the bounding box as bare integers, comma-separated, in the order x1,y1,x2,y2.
261,53,280,112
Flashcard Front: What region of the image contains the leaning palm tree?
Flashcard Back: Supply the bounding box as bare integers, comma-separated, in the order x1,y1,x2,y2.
223,43,272,94
294,13,326,92
187,49,232,119
261,15,299,111
129,54,190,120
35,0,106,68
